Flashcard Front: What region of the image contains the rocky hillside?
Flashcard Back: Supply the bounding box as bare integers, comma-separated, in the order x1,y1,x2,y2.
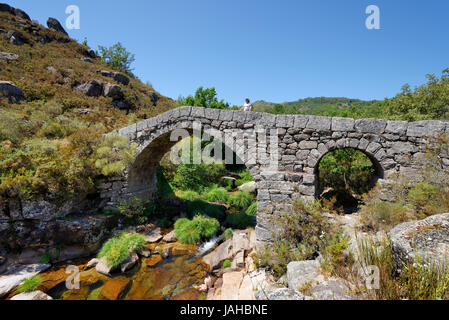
0,3,176,250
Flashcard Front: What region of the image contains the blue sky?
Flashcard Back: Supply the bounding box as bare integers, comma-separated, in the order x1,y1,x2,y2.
8,0,449,105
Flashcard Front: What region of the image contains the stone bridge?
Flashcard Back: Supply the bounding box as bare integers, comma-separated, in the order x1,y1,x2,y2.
100,106,449,243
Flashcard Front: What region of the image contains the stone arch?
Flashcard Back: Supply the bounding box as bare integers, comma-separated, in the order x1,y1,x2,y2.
313,146,385,198
126,122,261,203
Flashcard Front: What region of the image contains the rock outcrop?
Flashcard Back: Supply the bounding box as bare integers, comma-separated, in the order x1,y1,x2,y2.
0,81,25,103
10,290,53,300
46,17,68,36
0,3,31,21
287,260,324,291
99,70,130,86
390,213,449,267
0,263,50,298
0,52,19,61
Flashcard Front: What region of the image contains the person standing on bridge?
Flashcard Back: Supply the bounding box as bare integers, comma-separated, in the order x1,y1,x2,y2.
240,98,253,112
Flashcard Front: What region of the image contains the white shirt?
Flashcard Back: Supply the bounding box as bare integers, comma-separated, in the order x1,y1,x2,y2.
243,103,252,111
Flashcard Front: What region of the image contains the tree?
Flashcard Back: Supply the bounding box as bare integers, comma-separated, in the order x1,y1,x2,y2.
386,68,449,121
97,42,135,75
178,87,229,109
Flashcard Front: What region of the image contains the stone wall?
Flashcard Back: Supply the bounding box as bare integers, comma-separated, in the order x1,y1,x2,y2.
100,107,449,243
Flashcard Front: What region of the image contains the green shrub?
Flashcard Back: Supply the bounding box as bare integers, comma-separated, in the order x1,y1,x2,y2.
97,42,135,74
257,200,333,278
246,202,258,216
223,260,232,268
359,191,415,232
320,230,352,276
97,233,146,268
224,228,233,240
93,134,137,177
176,190,201,201
18,275,43,293
204,187,230,203
118,197,150,226
318,148,375,195
174,215,220,244
173,164,205,192
408,182,442,217
230,192,254,208
235,169,253,187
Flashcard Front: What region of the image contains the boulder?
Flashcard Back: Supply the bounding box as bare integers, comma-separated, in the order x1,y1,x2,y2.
0,52,19,61
80,57,93,64
103,83,123,99
255,288,311,301
120,252,139,273
76,80,103,97
202,239,232,271
95,257,114,276
7,30,24,45
14,8,31,21
145,228,163,243
11,290,53,300
309,279,358,300
0,81,25,103
231,231,251,256
390,213,449,267
216,271,244,300
232,251,245,269
0,4,31,21
137,248,151,258
238,181,256,193
47,18,68,36
162,230,176,243
86,258,100,268
0,263,50,298
82,49,97,59
99,70,130,86
149,92,159,105
287,260,323,291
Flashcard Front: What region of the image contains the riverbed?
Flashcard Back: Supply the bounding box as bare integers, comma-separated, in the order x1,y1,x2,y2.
39,243,209,300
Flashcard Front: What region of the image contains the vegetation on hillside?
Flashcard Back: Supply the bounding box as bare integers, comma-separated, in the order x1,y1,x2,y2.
178,87,230,109
0,11,176,203
254,68,449,122
97,42,136,75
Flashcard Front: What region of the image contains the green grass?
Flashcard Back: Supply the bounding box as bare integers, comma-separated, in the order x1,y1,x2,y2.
230,191,254,208
18,275,43,293
174,215,220,244
203,187,230,203
356,237,449,300
235,169,254,187
246,202,258,216
97,233,146,268
176,190,201,201
223,260,232,268
224,228,234,240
